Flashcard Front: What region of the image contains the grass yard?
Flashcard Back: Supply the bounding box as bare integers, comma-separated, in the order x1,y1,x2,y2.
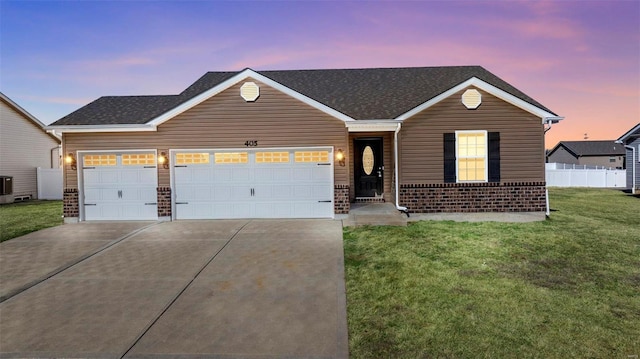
0,200,63,242
344,188,640,358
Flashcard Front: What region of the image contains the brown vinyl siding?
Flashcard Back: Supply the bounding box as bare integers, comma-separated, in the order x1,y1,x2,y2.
62,78,348,188
400,87,545,183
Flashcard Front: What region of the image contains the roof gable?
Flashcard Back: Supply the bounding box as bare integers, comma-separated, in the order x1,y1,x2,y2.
395,77,556,121
146,69,356,128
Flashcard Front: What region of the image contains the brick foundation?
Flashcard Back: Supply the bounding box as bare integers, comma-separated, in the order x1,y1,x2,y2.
334,185,350,214
63,188,79,218
354,197,385,203
399,182,546,213
157,187,171,217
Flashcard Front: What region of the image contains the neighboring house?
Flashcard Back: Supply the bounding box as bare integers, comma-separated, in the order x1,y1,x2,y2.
48,66,562,222
616,123,640,194
0,92,61,203
546,140,626,169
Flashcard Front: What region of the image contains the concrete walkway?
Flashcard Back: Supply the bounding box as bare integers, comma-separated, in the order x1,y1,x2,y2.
0,220,348,358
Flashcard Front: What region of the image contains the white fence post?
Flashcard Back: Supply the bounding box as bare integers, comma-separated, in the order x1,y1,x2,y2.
36,167,63,200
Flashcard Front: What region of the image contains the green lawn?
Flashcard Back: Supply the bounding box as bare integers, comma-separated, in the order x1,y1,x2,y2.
344,188,640,358
0,200,63,242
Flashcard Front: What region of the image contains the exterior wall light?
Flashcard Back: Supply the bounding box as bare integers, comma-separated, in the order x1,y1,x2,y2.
65,153,77,170
336,149,346,167
158,152,169,169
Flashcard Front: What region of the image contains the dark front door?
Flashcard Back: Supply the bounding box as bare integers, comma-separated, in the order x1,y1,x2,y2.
354,138,383,197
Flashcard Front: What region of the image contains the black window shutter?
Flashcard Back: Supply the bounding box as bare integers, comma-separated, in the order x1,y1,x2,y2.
443,133,456,183
488,132,500,182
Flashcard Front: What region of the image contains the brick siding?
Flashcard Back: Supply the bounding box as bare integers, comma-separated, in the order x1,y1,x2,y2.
334,185,350,214
157,187,171,217
354,197,385,203
399,182,546,213
63,188,79,218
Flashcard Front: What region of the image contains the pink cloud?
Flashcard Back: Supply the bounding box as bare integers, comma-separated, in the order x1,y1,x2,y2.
470,14,583,40
520,0,565,17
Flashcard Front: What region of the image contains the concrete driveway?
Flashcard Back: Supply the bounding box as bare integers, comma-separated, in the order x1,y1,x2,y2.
0,219,348,358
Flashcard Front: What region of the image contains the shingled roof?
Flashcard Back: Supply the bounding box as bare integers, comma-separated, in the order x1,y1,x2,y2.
52,66,556,126
549,140,626,157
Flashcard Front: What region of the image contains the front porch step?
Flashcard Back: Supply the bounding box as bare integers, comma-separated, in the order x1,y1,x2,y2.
343,203,408,227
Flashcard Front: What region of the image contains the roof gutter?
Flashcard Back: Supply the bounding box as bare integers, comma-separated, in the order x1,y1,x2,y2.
45,124,157,133
543,116,564,133
394,123,409,216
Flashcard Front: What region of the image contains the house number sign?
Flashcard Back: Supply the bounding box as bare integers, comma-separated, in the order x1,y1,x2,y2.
244,140,258,147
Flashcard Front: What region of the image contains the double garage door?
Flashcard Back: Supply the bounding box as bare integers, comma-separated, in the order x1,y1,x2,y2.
173,148,334,219
79,148,334,221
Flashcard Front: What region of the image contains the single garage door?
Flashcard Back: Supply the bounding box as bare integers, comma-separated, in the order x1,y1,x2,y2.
173,148,334,219
81,152,159,221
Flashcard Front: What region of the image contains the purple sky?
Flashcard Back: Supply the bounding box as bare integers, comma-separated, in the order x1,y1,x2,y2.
1,0,638,148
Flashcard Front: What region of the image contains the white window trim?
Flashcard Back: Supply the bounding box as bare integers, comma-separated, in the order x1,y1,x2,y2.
455,130,488,183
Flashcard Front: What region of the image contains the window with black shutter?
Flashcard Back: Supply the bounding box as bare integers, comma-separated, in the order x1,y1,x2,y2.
443,131,501,183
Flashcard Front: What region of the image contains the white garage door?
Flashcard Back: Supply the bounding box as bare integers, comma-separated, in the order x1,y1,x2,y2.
173,148,334,219
81,152,158,221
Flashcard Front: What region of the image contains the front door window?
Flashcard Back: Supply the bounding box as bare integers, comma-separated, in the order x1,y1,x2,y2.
362,146,374,175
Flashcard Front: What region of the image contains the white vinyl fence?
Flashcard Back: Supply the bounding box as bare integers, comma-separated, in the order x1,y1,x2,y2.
37,167,63,200
546,163,626,188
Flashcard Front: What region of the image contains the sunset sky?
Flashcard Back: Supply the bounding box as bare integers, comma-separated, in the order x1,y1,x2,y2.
1,0,638,148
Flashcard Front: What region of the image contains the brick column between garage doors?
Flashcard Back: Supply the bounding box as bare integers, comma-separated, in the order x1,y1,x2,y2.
157,187,171,218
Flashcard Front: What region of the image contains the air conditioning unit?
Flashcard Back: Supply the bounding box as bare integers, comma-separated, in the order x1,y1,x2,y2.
0,176,13,196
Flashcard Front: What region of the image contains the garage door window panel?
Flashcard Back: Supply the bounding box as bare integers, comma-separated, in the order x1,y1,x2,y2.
83,154,116,167
122,153,155,166
215,152,248,164
176,153,210,165
295,151,330,163
256,152,290,163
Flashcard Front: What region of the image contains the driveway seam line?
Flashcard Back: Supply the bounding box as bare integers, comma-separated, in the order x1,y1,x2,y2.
119,220,253,359
0,221,162,303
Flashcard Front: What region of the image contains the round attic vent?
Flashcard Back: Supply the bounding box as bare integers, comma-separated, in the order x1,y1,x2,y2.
241,82,260,102
462,89,481,109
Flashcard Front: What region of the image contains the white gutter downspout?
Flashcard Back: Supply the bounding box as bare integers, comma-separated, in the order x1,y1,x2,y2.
619,143,637,194
394,123,409,216
543,116,563,217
